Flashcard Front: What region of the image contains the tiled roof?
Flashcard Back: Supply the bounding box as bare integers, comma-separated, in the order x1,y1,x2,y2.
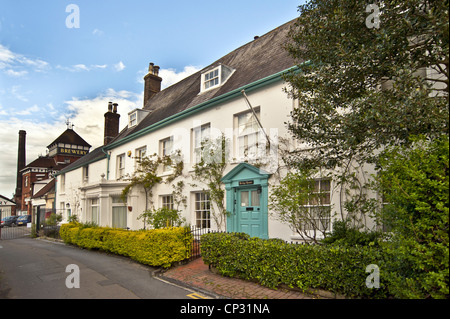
57,146,106,175
109,19,299,144
32,178,55,199
47,128,91,149
59,19,300,174
22,156,68,171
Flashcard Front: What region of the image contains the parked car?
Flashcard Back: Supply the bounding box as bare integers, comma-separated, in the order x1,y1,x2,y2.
0,216,19,227
16,215,31,226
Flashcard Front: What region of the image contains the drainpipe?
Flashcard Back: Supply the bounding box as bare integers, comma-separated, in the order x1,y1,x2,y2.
101,147,111,180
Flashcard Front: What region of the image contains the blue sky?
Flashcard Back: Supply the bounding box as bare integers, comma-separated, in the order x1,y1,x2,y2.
0,0,303,197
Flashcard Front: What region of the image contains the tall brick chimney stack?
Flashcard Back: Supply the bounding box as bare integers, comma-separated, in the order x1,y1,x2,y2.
104,102,120,145
143,62,162,107
14,130,26,212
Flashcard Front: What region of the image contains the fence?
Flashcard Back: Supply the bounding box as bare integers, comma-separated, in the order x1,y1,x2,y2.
35,208,63,240
185,226,223,261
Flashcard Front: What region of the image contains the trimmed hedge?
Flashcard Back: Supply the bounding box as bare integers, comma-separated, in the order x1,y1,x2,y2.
60,223,191,268
201,232,390,298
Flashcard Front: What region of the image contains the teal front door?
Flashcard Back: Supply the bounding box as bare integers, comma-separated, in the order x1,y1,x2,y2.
222,162,270,239
236,188,262,237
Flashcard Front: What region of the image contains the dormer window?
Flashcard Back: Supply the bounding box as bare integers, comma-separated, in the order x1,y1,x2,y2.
200,64,235,93
204,68,220,90
128,109,150,128
129,112,137,127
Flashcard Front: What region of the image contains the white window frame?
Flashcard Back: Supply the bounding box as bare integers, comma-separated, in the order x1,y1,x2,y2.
111,196,127,229
301,178,332,232
201,67,220,92
194,192,211,229
161,195,174,210
60,174,65,193
90,198,99,225
234,107,261,160
135,146,147,169
160,137,173,172
191,123,211,165
82,165,89,183
117,154,125,179
129,111,137,127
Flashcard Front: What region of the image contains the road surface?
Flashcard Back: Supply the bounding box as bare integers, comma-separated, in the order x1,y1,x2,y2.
0,237,195,299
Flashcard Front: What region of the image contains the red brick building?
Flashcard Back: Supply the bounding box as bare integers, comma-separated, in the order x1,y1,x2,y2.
18,127,91,215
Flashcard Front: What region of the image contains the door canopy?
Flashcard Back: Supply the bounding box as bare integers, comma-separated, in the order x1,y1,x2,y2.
222,162,271,239
221,162,270,188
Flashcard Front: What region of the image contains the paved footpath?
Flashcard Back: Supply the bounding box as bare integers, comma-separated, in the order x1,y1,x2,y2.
159,257,318,299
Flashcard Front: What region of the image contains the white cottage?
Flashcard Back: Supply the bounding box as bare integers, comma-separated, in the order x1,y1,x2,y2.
55,20,379,242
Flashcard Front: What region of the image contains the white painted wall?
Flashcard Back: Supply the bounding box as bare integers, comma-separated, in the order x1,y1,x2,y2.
56,79,380,241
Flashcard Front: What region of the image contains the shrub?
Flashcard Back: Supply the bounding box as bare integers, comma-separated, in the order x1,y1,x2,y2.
201,232,389,298
321,220,385,247
60,223,191,268
140,207,186,229
375,135,449,299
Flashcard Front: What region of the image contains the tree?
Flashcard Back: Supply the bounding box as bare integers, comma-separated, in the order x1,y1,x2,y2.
121,152,183,229
284,0,448,171
375,135,449,298
269,170,332,244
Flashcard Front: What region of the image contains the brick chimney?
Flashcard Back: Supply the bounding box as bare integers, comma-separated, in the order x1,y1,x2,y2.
143,62,162,107
14,130,26,212
104,102,120,145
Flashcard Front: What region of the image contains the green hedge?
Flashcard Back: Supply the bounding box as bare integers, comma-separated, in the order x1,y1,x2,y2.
201,232,390,298
60,223,191,268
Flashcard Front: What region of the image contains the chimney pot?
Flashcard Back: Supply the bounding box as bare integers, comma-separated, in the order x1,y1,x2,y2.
143,62,162,107
104,102,120,145
153,65,160,76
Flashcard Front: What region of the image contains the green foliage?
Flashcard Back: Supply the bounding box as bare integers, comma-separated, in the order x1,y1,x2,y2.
139,207,186,229
284,0,448,171
321,220,384,247
45,213,63,226
375,135,449,299
201,232,388,298
60,223,192,268
192,134,230,230
121,151,184,229
269,170,331,243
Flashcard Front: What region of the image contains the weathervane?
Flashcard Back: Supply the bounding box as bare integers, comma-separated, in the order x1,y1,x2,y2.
66,119,74,130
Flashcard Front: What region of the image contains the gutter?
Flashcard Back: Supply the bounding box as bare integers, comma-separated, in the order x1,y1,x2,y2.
54,61,309,176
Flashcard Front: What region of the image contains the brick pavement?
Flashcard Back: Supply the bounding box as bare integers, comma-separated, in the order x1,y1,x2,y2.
159,257,318,299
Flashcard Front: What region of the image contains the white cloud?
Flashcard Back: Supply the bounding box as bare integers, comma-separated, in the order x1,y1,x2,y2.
0,44,15,68
0,104,7,116
62,88,141,148
4,69,28,77
92,29,104,36
0,88,142,196
73,64,89,71
10,85,29,102
137,65,202,89
0,44,50,74
93,64,107,69
15,104,40,115
114,61,126,72
56,63,108,72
